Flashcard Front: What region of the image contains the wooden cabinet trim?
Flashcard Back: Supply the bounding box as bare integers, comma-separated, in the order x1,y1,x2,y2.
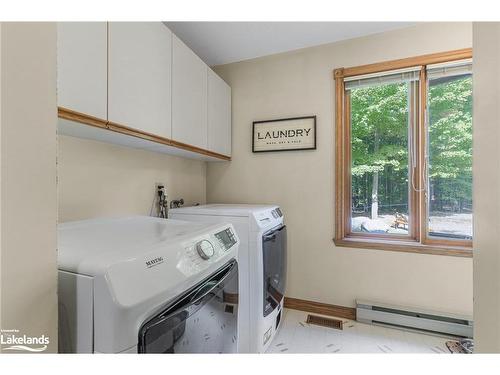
58,107,231,161
58,107,108,129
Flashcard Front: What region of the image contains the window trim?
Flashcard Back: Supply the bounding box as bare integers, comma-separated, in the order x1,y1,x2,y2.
333,48,473,257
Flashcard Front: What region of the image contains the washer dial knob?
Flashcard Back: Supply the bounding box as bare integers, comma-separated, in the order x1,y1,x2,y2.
196,240,215,260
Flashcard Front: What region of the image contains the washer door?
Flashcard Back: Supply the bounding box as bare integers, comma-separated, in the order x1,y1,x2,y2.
138,260,238,353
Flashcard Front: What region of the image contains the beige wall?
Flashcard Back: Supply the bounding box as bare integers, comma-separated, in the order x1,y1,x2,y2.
472,22,500,353
0,23,58,352
208,22,474,315
0,23,2,348
58,135,207,222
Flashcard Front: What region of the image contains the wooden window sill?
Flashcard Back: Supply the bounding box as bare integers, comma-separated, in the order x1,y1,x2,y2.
333,236,472,258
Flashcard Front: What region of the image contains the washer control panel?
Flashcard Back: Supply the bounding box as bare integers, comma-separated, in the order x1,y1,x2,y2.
181,224,238,273
214,227,237,251
196,239,215,260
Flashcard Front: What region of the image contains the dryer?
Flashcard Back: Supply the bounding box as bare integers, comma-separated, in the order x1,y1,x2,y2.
170,204,286,353
58,216,239,353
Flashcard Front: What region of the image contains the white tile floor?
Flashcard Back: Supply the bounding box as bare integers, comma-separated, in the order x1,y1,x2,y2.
266,309,452,354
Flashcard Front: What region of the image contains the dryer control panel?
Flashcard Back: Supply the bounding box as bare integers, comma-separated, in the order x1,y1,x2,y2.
253,207,284,230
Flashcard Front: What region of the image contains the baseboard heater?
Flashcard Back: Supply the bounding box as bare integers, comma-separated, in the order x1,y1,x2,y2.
356,299,473,338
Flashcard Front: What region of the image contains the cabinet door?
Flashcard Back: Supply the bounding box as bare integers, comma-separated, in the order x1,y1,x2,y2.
208,69,231,156
108,22,172,138
57,22,107,119
172,34,208,149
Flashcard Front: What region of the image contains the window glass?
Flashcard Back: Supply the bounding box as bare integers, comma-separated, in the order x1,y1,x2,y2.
350,82,412,235
427,74,473,240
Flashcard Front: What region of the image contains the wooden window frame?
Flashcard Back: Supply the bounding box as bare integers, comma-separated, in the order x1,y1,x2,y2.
333,48,473,258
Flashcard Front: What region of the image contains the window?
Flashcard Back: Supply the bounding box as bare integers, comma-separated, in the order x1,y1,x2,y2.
334,49,473,256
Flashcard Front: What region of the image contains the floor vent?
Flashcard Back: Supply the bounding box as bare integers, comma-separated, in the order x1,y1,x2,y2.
306,314,343,330
356,299,473,338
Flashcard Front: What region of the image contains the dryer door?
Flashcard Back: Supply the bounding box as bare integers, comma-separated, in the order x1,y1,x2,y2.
138,260,238,353
262,225,287,317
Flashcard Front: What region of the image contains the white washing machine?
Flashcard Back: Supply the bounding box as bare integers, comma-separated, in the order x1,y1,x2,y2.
170,204,286,353
58,216,240,353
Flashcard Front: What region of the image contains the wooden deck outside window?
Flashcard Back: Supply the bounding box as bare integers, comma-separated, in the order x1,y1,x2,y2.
333,48,473,257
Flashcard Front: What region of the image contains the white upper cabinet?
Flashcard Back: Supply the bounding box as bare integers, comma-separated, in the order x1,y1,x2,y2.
57,22,231,160
172,34,208,149
108,22,172,138
208,69,231,156
57,22,107,119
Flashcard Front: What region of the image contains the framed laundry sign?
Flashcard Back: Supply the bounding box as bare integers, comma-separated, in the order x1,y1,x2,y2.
252,116,317,153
